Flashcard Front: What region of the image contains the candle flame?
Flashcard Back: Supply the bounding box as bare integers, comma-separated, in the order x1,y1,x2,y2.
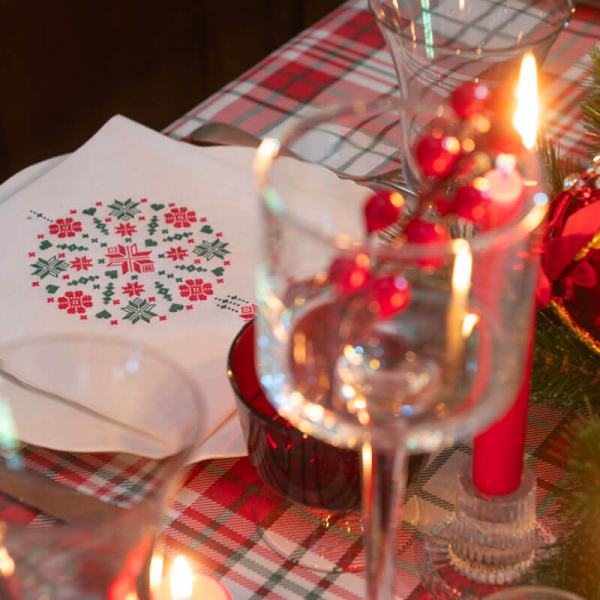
0,548,14,578
451,239,473,294
257,138,280,161
462,312,479,337
362,441,373,501
171,556,193,600
149,552,164,591
513,53,538,150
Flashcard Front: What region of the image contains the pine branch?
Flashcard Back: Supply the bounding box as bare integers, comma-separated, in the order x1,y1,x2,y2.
582,46,600,158
529,419,600,600
527,46,600,599
538,134,583,199
532,307,600,415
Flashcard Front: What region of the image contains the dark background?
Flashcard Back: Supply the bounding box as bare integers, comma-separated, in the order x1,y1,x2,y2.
1,1,345,182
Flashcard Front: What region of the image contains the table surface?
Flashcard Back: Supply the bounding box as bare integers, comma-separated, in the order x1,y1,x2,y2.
11,0,600,598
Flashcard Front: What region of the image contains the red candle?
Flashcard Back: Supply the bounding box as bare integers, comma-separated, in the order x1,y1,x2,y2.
471,158,532,496
472,332,534,495
471,52,539,496
483,160,524,230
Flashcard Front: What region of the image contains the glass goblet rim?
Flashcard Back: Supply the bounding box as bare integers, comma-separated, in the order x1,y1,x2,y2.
367,0,574,57
253,96,546,452
254,97,548,261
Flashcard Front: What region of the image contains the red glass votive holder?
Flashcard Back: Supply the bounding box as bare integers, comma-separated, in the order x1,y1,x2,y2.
227,319,361,512
227,319,428,572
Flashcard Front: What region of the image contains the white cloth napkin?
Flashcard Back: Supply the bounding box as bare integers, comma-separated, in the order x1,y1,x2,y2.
0,115,367,462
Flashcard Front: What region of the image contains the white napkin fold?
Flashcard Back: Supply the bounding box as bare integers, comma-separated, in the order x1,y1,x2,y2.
0,115,367,462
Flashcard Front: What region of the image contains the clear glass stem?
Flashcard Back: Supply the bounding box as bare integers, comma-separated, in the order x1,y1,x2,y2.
361,437,407,600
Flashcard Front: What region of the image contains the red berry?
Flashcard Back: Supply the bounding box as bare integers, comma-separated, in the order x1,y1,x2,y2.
453,182,491,227
433,194,454,217
364,191,404,233
404,218,450,244
451,82,489,120
329,255,370,294
404,218,451,267
415,132,460,178
369,276,411,319
453,152,489,178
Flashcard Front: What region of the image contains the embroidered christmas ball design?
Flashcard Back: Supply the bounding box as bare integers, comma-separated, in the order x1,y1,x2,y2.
29,199,256,325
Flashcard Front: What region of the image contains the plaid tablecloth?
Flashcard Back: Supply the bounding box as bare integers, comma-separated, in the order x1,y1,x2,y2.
161,2,600,598
9,1,600,599
166,0,600,600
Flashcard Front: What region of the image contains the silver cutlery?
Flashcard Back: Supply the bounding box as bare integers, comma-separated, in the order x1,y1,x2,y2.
189,122,416,197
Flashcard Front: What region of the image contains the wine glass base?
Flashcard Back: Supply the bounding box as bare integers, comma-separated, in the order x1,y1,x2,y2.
254,487,420,573
420,515,555,600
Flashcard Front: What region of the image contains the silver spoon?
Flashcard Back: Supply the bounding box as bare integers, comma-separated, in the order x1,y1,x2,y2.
189,122,416,197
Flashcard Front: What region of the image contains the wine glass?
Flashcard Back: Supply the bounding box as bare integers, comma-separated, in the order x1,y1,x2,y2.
253,96,547,599
228,319,427,572
0,334,204,599
369,0,572,190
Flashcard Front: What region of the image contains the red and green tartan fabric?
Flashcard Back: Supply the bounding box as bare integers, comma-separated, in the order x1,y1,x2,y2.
162,1,600,597
6,0,600,597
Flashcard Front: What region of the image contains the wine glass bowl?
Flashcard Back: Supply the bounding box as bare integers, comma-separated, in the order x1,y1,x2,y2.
0,334,204,599
254,96,547,598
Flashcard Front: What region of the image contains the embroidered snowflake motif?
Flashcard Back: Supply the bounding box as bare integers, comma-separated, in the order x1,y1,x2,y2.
193,239,231,261
122,298,158,324
165,207,196,228
179,278,214,302
115,223,137,237
31,255,70,279
106,244,155,275
30,199,241,326
122,282,146,297
240,304,259,322
49,218,82,238
166,246,189,261
70,256,93,271
57,291,93,314
108,199,141,221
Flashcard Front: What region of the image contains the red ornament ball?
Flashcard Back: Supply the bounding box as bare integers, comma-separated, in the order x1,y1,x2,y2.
329,255,370,295
369,276,411,319
451,82,490,120
453,182,491,227
415,130,461,178
364,191,404,233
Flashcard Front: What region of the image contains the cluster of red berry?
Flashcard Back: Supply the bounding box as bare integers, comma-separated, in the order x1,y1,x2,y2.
327,254,412,320
367,81,527,238
324,81,528,321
